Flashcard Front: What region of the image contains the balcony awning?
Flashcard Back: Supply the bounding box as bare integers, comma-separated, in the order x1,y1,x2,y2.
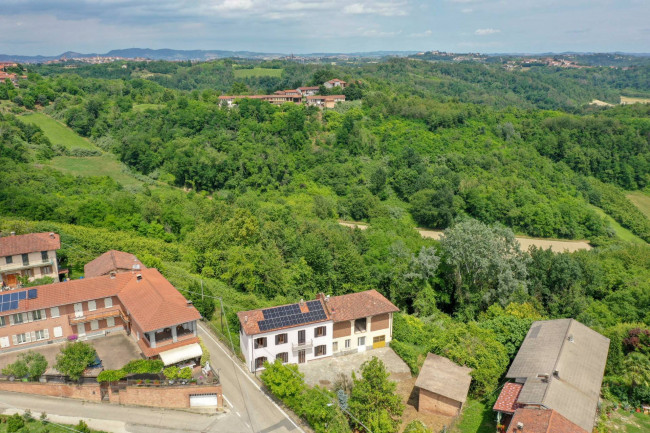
159,342,202,366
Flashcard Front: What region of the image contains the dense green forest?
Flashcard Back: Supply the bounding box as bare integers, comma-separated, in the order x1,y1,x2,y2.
1,57,650,432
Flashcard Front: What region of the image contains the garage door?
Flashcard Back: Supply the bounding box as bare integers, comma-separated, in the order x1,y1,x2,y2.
190,394,219,407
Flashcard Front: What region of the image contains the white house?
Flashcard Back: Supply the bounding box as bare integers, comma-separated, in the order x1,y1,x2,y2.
324,79,347,89
0,232,61,288
238,290,398,372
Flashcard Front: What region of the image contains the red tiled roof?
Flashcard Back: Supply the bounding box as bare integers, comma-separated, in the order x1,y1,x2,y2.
494,382,523,414
298,86,319,90
14,268,200,333
326,79,346,84
0,232,61,257
306,95,345,100
238,298,328,336
84,250,146,278
326,290,398,322
506,408,588,433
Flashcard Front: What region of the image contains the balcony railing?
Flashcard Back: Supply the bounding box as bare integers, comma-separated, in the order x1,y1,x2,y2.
292,339,313,351
0,259,54,274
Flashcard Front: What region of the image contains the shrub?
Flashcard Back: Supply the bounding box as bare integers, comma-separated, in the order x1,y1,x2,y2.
390,340,421,375
178,367,193,380
6,414,24,432
199,338,210,367
75,420,91,433
66,147,102,157
163,366,179,380
121,359,163,374
97,370,126,383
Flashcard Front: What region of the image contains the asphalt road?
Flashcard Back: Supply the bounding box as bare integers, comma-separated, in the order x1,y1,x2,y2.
0,323,306,433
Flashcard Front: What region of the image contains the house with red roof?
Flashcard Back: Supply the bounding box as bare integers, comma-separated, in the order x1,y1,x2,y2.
0,257,202,366
237,290,398,372
324,78,347,89
0,232,62,288
306,94,346,108
84,250,145,278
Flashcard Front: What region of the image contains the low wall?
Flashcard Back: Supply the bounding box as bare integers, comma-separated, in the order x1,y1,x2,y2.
111,384,223,410
0,380,102,402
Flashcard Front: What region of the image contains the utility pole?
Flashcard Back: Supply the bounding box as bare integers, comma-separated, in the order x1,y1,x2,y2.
219,297,224,333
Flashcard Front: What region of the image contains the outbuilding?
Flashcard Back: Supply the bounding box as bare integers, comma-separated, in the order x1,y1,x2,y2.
415,353,472,417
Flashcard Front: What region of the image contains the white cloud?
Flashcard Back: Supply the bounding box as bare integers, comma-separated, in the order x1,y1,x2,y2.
475,28,500,35
343,2,408,17
360,28,403,37
410,29,432,37
210,0,253,12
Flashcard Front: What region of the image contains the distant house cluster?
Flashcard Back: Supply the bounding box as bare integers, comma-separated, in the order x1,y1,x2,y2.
493,319,610,433
237,290,398,372
0,62,25,87
218,78,348,108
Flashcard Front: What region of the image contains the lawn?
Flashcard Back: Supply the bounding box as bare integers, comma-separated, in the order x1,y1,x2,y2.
626,191,650,220
606,409,650,433
0,416,107,433
450,399,495,433
132,103,164,112
46,155,142,187
590,205,646,244
20,112,97,150
233,67,283,78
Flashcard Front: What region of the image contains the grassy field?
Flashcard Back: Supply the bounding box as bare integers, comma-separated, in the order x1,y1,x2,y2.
590,205,646,244
605,409,650,433
627,191,650,220
0,416,108,433
620,96,650,105
233,67,283,78
47,155,142,187
133,103,164,112
450,399,494,433
20,112,97,149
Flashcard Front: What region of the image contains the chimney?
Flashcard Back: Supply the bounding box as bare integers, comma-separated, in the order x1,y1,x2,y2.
136,273,142,282
109,271,116,279
567,334,574,343
553,370,560,378
49,232,55,239
187,300,193,307
325,294,330,302
517,422,524,430
244,316,248,323
537,373,549,382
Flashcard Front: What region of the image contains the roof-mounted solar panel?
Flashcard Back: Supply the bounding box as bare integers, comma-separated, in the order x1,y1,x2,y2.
27,289,37,299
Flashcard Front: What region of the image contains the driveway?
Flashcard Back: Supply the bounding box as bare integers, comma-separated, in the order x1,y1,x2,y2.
298,346,411,388
0,331,142,372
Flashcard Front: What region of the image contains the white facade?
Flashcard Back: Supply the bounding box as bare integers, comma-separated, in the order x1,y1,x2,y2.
1,249,59,287
240,320,333,372
331,313,394,356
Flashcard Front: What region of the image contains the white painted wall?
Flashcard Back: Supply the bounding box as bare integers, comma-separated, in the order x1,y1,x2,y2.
241,320,333,372
0,249,59,282
331,313,393,355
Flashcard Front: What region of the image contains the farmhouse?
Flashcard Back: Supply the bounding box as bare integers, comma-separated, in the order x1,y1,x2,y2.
297,86,320,96
415,353,472,417
218,94,302,107
494,319,609,433
0,255,202,366
1,232,62,288
306,94,346,108
238,289,398,372
84,250,145,278
324,78,347,89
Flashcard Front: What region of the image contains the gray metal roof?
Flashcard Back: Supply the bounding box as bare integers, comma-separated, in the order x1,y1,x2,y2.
415,353,473,403
506,319,610,432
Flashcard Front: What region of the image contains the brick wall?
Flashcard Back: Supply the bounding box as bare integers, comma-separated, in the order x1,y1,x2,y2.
370,313,389,331
0,380,101,402
333,321,351,338
418,388,462,417
113,384,223,410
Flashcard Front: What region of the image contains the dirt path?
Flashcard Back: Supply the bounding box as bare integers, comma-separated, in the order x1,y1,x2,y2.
339,221,592,253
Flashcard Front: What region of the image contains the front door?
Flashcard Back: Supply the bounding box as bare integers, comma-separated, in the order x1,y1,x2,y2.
6,274,17,287
74,303,83,318
357,336,366,352
298,350,306,364
298,330,305,345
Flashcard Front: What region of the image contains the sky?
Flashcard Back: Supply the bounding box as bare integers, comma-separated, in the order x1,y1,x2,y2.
1,0,649,56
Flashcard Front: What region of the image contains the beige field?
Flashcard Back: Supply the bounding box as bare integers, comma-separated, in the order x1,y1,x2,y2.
590,99,614,106
339,221,592,252
620,96,650,105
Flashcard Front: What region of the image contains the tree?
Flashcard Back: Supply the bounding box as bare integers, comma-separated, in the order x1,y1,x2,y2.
410,187,458,229
55,342,97,381
187,280,215,321
2,351,48,381
348,357,404,433
403,420,433,433
260,360,306,406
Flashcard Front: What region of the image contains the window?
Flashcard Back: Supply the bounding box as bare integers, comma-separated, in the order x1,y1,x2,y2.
276,352,288,363
354,318,367,333
358,337,366,347
41,266,52,275
345,339,351,349
35,329,47,341
88,300,97,311
24,269,33,278
104,297,113,308
53,326,63,338
298,330,306,344
275,333,288,345
32,310,43,321
5,256,12,265
315,345,326,356
12,313,23,324
41,251,49,262
0,317,5,327
314,326,326,338
333,342,338,352
106,317,115,327
255,337,267,349
16,333,27,344
255,356,267,370
50,307,60,318
22,254,29,266
90,320,99,331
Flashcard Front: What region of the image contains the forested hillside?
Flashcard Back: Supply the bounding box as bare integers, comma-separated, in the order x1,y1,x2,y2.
1,57,650,431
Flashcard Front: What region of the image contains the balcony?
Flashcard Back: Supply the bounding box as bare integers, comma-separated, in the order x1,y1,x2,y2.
69,308,125,325
292,339,313,352
0,259,54,275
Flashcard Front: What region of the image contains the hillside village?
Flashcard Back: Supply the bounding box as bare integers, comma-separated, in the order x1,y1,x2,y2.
219,78,348,108
0,230,617,433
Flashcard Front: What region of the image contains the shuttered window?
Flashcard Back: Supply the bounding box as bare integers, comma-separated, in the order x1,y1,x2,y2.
51,307,60,318
104,297,113,308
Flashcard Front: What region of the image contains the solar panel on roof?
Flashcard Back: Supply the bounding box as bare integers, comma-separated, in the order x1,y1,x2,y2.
9,301,18,310
18,291,26,300
27,289,37,299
